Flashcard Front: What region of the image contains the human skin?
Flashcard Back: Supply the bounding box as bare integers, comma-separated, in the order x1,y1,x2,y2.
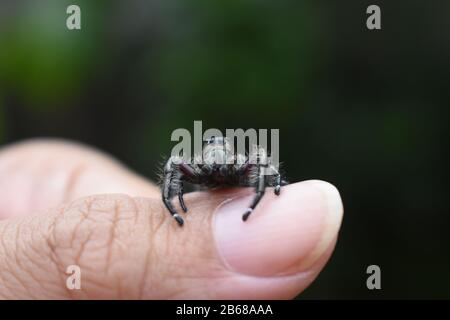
0,139,344,299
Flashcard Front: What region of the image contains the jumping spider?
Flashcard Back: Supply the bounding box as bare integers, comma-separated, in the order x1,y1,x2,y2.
161,136,288,226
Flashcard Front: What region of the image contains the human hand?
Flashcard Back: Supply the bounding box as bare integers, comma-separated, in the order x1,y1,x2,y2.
0,139,343,299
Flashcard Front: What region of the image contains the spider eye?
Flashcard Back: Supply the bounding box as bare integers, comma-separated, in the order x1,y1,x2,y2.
206,136,223,145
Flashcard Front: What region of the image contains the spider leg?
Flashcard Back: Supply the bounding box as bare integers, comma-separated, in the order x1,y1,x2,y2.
177,163,198,213
267,165,287,195
178,183,188,212
269,166,281,196
272,168,282,196
242,165,266,222
274,176,281,195
162,157,184,226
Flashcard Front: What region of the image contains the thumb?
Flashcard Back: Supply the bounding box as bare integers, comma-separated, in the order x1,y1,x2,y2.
0,139,159,219
209,180,343,298
0,180,343,299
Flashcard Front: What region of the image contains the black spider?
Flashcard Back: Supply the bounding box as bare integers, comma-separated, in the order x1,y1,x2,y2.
161,136,288,226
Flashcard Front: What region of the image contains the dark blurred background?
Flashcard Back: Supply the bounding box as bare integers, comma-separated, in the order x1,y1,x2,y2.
0,0,449,298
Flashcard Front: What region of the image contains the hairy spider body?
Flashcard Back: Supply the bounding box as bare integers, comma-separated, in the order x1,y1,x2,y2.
161,137,287,226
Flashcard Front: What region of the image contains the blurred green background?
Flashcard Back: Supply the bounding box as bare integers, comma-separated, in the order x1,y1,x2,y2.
1,0,449,298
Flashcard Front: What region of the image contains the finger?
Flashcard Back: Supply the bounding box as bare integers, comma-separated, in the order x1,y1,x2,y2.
0,180,343,299
0,139,159,219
